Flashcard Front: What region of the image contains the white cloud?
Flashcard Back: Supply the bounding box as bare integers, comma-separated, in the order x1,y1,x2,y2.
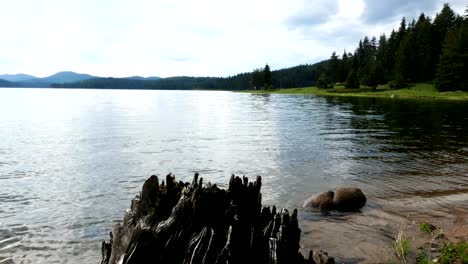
286,0,340,27
361,0,467,23
0,0,466,78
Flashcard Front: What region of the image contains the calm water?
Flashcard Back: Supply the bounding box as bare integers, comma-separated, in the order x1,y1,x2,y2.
0,88,467,263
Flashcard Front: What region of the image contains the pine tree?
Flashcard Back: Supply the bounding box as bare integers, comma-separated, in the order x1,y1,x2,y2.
385,30,398,80
328,52,340,84
393,37,411,88
433,4,457,68
263,64,272,89
339,50,351,83
411,13,435,82
346,55,360,89
434,4,457,40
436,20,468,91
316,73,330,89
251,68,264,90
396,17,407,44
393,17,419,86
376,34,388,83
356,36,378,86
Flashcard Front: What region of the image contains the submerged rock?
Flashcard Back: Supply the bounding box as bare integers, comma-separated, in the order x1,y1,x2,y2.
333,187,366,212
304,187,366,212
100,173,334,264
303,191,335,211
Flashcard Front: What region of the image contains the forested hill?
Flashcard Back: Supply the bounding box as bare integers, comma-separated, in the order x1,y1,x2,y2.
0,79,15,87
320,3,468,91
51,62,327,90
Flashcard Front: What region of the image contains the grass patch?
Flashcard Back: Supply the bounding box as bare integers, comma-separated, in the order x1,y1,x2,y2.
439,242,468,264
388,222,466,264
241,83,468,100
420,222,436,234
394,230,410,264
416,250,431,264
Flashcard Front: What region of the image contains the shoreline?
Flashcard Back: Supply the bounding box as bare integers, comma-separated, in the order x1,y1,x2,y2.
239,84,468,101
300,193,468,263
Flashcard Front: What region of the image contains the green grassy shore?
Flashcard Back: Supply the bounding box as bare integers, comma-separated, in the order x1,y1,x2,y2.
242,83,468,100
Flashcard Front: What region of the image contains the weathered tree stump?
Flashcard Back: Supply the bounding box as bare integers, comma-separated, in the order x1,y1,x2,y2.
100,174,334,264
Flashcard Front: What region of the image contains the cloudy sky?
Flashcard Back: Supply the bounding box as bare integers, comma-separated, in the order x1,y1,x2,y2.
0,0,465,78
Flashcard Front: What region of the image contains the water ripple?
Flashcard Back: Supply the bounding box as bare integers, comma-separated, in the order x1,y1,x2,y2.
0,90,467,263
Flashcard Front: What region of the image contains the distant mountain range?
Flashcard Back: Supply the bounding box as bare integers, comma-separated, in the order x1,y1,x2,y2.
0,73,37,82
125,76,161,81
0,79,15,87
0,71,161,88
0,61,326,90
32,71,96,83
51,62,327,91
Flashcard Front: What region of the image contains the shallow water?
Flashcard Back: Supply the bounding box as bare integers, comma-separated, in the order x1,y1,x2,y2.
0,89,467,263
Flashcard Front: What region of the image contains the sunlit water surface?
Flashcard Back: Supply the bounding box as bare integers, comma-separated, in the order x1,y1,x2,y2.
0,89,467,263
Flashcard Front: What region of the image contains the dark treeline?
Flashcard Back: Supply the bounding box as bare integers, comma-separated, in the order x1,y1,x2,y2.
54,77,221,90
0,79,15,87
273,62,327,88
53,76,252,90
52,63,327,90
322,3,468,91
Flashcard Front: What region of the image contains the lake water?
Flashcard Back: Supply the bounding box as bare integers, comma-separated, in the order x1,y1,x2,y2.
0,88,467,263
